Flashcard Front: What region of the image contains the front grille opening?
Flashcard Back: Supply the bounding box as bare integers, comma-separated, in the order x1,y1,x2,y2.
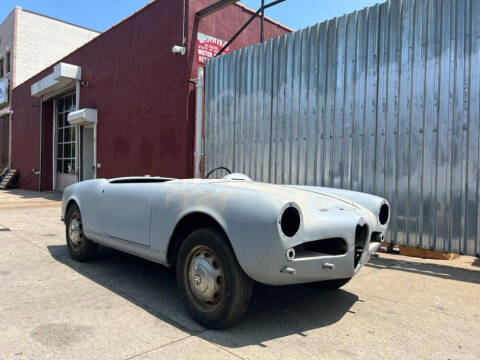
293,238,347,259
355,224,369,268
370,231,384,243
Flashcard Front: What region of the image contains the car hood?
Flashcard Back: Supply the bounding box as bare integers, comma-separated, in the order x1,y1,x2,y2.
200,180,364,213
195,179,381,232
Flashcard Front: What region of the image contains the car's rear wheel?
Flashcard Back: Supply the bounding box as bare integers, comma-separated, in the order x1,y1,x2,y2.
65,203,98,262
176,228,253,329
311,277,352,290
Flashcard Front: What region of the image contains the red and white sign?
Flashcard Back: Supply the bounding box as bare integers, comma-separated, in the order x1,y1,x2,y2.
196,33,230,64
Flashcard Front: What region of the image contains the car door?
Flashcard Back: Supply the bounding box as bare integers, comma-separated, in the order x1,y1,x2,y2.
100,182,155,246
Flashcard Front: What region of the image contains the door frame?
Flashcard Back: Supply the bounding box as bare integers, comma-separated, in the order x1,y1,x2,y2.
79,123,97,181
52,88,79,192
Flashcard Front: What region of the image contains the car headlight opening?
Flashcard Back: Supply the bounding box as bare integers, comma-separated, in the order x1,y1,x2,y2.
280,206,301,237
379,204,389,225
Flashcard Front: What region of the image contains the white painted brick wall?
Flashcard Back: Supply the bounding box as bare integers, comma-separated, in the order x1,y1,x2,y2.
0,7,99,166
0,9,15,94
14,9,99,87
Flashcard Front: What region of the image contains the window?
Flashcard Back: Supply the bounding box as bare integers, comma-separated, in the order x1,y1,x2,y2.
56,94,76,174
5,52,10,74
0,58,3,78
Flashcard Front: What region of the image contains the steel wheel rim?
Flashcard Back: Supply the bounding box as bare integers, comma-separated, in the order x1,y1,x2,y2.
68,212,84,250
185,245,225,312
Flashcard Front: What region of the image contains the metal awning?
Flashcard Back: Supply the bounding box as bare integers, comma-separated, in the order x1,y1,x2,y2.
31,62,81,98
67,108,97,126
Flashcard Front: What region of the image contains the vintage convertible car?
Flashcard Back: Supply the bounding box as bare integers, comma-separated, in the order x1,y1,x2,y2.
61,173,389,328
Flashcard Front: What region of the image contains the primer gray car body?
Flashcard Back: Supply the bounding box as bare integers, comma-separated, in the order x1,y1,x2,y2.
61,174,389,285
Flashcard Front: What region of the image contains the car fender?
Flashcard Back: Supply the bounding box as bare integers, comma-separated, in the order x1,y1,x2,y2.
62,180,105,239
149,186,283,282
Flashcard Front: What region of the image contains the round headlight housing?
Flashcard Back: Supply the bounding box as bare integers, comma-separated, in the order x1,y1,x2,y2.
379,203,389,225
280,206,301,237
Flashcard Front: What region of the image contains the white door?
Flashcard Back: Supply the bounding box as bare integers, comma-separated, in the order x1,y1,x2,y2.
81,126,95,181
55,93,77,191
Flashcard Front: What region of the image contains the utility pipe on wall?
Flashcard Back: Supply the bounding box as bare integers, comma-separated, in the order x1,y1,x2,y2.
75,80,80,181
7,110,13,169
194,67,204,178
182,0,187,46
38,99,43,192
260,0,265,42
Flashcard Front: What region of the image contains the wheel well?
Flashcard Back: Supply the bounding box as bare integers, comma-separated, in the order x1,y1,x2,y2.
65,199,78,218
167,212,231,266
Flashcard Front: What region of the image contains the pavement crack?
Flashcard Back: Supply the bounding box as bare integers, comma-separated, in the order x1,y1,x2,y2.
121,332,247,360
121,335,193,360
210,343,247,360
3,229,54,255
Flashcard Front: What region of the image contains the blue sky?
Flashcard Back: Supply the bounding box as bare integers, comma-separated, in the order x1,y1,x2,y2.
1,0,382,32
240,0,381,29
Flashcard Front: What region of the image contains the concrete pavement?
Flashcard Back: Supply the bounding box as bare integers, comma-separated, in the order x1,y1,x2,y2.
1,189,479,359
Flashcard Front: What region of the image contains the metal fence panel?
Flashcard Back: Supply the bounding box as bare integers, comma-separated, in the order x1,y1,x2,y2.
204,0,480,256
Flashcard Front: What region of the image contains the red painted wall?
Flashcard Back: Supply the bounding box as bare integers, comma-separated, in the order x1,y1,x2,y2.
41,100,53,191
185,1,291,176
0,114,9,170
67,0,189,182
10,84,40,190
11,0,290,191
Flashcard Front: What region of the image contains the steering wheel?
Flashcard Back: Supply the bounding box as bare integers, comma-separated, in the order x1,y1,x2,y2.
205,166,232,179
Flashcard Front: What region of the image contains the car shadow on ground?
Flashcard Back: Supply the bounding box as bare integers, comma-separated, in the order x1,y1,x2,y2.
366,256,480,284
47,244,358,347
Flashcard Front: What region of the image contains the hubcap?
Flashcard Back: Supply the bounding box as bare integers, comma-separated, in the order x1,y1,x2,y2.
69,216,83,248
187,247,224,307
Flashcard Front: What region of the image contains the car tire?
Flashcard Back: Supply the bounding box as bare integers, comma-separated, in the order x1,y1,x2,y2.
176,228,253,329
65,203,98,262
310,277,352,290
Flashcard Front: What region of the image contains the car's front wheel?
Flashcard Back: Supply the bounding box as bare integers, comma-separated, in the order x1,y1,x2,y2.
65,203,98,262
176,228,253,329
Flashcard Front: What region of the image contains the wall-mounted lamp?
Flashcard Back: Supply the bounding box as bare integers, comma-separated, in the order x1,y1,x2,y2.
172,45,186,56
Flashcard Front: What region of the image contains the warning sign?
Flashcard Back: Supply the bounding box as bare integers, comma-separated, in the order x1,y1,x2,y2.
196,33,230,64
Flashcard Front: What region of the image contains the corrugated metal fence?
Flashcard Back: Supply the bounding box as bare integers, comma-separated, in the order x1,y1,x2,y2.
204,0,480,256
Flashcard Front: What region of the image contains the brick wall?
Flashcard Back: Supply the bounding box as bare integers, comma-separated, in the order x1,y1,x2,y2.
14,9,99,87
0,115,8,168
0,10,14,169
0,8,15,102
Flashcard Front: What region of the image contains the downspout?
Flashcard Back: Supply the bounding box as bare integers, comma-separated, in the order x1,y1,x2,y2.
93,124,97,179
182,0,187,46
7,110,13,168
39,98,43,191
194,67,204,178
75,80,80,181
260,0,265,42
10,7,19,168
